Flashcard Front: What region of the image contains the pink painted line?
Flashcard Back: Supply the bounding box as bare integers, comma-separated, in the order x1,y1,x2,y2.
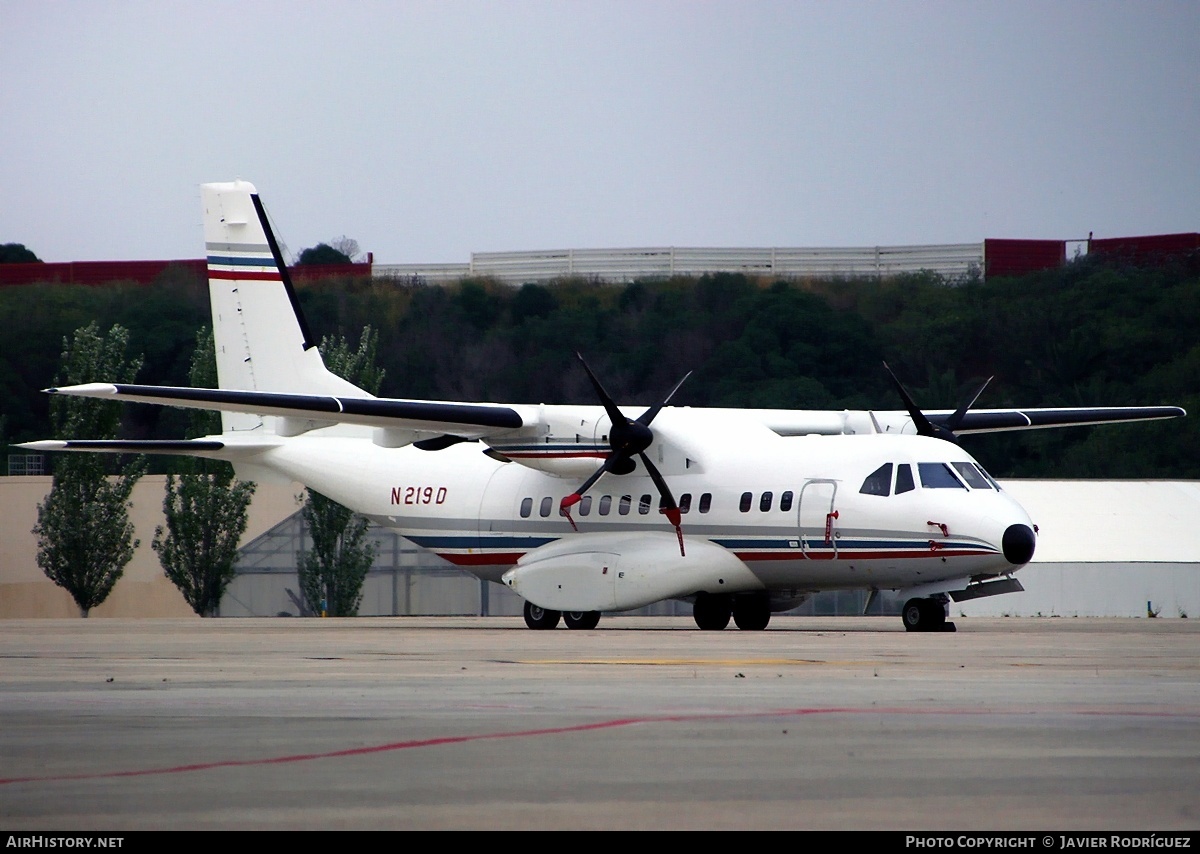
1,706,1193,786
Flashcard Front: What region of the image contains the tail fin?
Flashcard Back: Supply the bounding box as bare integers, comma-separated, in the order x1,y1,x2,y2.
201,180,369,433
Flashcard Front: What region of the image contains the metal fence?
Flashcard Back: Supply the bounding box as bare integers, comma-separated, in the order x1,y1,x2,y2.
375,243,984,285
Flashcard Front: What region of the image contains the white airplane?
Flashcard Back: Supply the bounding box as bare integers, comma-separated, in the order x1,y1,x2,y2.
24,180,1186,632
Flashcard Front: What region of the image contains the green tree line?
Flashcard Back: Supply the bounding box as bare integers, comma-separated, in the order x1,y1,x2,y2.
2,252,1196,478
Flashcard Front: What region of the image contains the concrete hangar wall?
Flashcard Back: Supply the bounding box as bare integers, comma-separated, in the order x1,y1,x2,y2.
1,477,1196,619
957,480,1200,620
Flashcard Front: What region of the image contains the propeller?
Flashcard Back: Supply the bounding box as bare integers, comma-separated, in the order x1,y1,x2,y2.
882,362,993,444
560,354,692,555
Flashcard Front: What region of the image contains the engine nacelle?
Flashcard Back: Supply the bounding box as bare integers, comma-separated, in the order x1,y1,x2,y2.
501,532,763,612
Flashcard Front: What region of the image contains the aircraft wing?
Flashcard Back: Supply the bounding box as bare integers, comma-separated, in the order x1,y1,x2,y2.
927,405,1186,434
758,405,1186,437
36,384,1186,446
41,383,529,438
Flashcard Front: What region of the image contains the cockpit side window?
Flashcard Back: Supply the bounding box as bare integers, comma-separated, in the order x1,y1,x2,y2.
860,463,893,496
974,463,1002,490
895,464,915,494
951,461,993,489
918,462,967,489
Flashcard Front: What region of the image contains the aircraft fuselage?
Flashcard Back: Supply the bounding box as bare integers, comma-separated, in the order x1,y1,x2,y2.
252,425,1034,601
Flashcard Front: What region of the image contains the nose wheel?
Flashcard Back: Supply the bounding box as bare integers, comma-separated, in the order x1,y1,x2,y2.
902,597,956,632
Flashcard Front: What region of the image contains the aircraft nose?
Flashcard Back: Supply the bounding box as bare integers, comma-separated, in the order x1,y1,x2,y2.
1002,524,1036,565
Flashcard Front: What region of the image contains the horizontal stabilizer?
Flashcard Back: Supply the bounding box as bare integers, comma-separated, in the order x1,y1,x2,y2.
20,439,225,453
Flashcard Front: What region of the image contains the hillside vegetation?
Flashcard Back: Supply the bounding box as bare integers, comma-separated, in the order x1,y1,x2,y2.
2,253,1196,478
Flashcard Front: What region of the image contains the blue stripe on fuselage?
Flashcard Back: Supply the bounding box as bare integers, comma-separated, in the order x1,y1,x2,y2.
206,254,276,266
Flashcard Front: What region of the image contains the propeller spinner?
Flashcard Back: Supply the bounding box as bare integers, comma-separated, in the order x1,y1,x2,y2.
560,354,692,555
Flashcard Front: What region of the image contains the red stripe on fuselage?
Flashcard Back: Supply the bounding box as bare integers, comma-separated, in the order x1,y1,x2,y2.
207,269,282,281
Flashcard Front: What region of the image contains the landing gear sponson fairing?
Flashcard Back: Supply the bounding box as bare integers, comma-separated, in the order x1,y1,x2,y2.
24,181,1186,632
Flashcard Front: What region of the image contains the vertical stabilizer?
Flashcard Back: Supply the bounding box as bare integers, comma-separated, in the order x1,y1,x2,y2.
201,180,370,432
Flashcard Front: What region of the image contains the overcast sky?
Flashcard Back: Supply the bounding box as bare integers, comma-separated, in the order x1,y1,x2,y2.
3,1,1197,264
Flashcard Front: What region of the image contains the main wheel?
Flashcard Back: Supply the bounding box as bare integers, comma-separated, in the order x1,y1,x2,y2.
523,601,561,630
693,593,731,630
923,598,947,629
732,594,771,631
902,597,925,632
902,597,946,632
564,610,601,630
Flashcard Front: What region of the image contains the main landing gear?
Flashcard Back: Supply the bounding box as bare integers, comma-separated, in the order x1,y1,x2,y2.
564,610,602,630
522,601,601,630
523,601,560,629
901,597,957,632
692,593,771,631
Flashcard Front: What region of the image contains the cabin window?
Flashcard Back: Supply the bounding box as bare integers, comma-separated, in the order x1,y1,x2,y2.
699,493,712,513
860,463,893,496
598,495,612,515
739,491,752,512
918,462,967,489
760,491,773,512
579,495,593,516
639,493,652,515
951,461,993,489
895,464,915,494
618,495,632,515
520,497,533,518
539,496,553,517
680,493,692,514
780,490,794,512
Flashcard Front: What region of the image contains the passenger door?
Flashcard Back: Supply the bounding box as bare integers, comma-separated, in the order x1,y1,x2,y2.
798,479,839,559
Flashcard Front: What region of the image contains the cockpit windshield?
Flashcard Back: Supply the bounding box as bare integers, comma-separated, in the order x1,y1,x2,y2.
861,460,1000,495
918,462,967,489
951,461,994,489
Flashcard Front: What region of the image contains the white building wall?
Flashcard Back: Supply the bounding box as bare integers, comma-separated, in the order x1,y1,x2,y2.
957,481,1200,619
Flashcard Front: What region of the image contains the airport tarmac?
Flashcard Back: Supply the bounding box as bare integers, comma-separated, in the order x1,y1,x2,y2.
0,616,1197,831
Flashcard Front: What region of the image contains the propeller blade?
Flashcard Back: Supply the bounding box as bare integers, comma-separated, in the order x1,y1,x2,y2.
639,452,685,556
561,459,613,515
882,362,939,438
636,370,693,427
944,376,993,432
576,353,627,428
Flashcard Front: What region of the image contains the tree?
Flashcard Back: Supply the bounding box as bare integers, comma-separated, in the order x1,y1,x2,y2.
296,243,353,266
0,243,41,263
300,492,375,616
32,323,144,616
328,236,360,263
152,328,256,616
299,327,383,616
